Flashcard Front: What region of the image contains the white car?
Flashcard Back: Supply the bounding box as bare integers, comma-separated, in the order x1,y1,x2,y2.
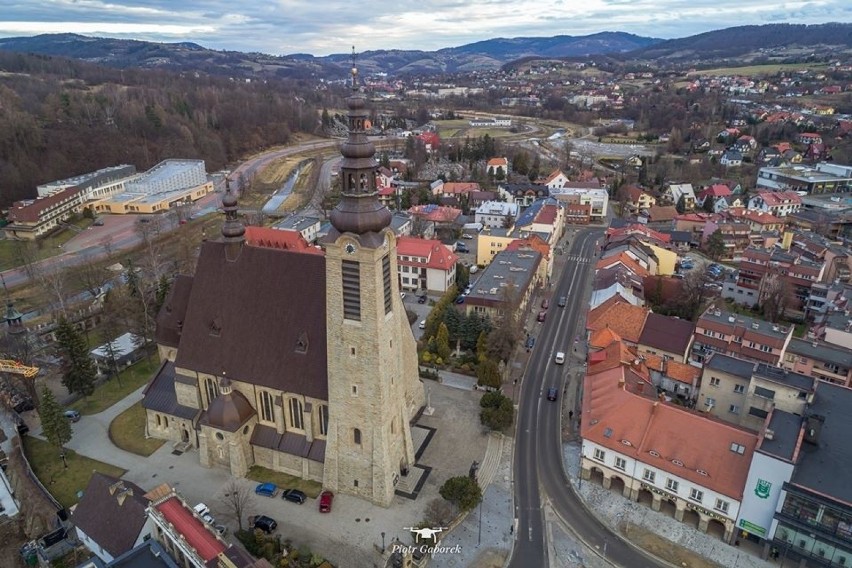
418,320,426,329
555,352,565,364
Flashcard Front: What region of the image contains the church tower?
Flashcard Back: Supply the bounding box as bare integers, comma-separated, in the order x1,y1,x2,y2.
322,54,425,507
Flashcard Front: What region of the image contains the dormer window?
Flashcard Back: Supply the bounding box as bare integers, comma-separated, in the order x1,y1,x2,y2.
209,317,222,337
295,331,309,354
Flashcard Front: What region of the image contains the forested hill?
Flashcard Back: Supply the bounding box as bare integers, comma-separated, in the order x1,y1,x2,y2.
0,52,326,207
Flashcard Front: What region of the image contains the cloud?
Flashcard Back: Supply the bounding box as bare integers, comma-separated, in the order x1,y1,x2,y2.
0,0,849,56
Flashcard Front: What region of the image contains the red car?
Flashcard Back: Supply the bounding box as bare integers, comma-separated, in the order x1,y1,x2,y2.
319,490,334,513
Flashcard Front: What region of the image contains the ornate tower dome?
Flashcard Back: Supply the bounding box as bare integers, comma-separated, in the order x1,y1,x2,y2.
328,50,391,236
221,181,245,241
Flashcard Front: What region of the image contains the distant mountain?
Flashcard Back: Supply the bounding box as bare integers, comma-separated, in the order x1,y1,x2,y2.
624,23,852,63
0,31,661,78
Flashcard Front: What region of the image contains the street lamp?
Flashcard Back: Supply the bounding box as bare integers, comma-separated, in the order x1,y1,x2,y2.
381,532,386,554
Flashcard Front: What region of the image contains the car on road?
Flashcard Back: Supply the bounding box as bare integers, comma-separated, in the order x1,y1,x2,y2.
455,243,470,253
281,489,307,504
418,320,426,329
554,352,565,364
537,310,547,322
93,219,105,226
63,410,81,422
250,515,278,534
558,296,567,307
319,490,334,513
525,336,535,349
254,482,278,497
546,387,558,401
462,233,474,239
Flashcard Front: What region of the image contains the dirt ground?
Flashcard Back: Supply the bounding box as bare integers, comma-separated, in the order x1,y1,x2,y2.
0,517,29,568
622,523,726,568
469,548,508,568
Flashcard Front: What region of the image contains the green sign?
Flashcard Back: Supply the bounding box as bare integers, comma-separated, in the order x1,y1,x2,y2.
755,478,772,499
739,519,767,537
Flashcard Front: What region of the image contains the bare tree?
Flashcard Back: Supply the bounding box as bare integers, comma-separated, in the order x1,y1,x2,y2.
759,269,790,323
677,269,713,320
34,263,69,319
11,240,39,281
219,478,255,532
70,259,110,299
99,236,115,261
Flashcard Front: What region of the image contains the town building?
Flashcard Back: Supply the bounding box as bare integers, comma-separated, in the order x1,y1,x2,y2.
474,201,519,228
722,247,824,311
637,312,696,363
756,163,852,194
462,249,542,322
92,160,213,215
667,184,697,211
272,215,322,244
396,236,458,293
36,164,137,200
4,186,86,240
144,70,425,507
782,338,852,387
748,191,803,217
486,157,509,176
550,186,609,220
691,307,793,365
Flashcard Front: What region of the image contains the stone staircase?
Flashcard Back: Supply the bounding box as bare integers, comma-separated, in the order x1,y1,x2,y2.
475,432,504,488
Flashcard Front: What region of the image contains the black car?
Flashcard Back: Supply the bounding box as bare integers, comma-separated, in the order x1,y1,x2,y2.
281,489,307,504
546,388,558,401
558,296,567,307
525,336,535,349
251,515,278,533
417,295,427,304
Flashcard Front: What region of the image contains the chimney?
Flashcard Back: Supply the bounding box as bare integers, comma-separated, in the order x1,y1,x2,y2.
764,429,774,440
804,414,825,446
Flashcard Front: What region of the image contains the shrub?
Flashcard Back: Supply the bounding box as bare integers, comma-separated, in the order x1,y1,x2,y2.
439,476,482,512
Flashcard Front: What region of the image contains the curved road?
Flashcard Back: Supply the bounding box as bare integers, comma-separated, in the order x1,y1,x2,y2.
509,228,669,568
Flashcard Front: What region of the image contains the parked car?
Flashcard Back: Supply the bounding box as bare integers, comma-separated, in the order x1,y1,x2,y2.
418,320,426,330
254,482,278,497
455,296,465,304
12,397,35,413
193,503,215,525
546,388,558,401
554,352,565,364
525,336,535,350
281,489,307,504
537,310,547,322
319,490,334,513
250,515,277,533
417,295,427,304
558,296,567,308
541,299,549,309
63,410,81,423
93,219,105,226
462,233,474,239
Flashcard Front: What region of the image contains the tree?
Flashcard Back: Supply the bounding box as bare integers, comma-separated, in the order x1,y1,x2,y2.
476,358,501,389
39,385,72,468
480,391,514,431
220,478,255,532
435,323,451,361
759,269,791,323
704,229,726,261
439,476,482,512
424,498,456,527
495,166,505,181
476,331,488,363
55,318,97,397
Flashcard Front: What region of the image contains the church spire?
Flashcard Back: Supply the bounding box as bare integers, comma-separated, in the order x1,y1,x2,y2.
328,47,391,236
1,273,24,334
221,179,245,242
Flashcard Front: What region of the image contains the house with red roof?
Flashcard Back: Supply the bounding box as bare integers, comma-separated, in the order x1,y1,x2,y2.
245,226,323,255
431,181,481,198
696,184,732,207
580,344,758,544
542,169,569,190
747,191,802,217
486,157,509,176
797,132,822,146
4,186,86,240
417,131,441,153
396,236,458,293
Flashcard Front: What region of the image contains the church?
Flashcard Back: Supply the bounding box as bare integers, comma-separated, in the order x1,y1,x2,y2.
142,65,426,507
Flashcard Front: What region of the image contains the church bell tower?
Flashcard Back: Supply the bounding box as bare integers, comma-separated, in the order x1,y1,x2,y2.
322,51,425,507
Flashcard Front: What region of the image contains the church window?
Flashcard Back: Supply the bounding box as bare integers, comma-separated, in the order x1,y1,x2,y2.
391,418,395,435
217,447,224,459
342,260,361,321
354,479,359,488
288,398,304,430
382,254,393,314
164,416,169,428
350,347,356,356
156,415,162,427
352,385,358,396
259,391,275,423
319,405,329,436
204,378,220,406
353,428,362,445
215,432,224,441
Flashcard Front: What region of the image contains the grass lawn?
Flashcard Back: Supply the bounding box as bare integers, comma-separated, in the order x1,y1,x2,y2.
23,436,126,509
246,465,323,498
0,228,81,272
689,63,828,77
109,401,165,457
70,357,160,416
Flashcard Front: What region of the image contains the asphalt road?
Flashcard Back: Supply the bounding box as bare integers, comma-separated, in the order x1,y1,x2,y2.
509,228,669,568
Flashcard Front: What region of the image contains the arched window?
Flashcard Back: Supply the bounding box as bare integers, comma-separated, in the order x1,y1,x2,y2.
288,398,304,430
353,428,362,445
156,415,162,427
204,378,219,406
259,391,275,423
318,405,329,436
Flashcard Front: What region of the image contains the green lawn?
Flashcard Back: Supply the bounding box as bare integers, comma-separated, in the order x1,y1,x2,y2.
246,465,323,498
70,357,160,416
23,436,126,509
0,228,82,272
108,401,166,456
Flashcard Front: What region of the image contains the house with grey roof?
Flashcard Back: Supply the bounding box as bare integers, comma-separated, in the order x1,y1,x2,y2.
462,249,542,322
782,338,852,387
72,473,154,563
272,215,322,244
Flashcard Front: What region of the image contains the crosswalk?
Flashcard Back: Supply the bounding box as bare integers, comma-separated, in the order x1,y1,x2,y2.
563,255,591,264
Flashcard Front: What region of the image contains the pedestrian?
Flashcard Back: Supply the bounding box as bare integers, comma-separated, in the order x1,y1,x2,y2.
568,410,574,420
510,525,514,534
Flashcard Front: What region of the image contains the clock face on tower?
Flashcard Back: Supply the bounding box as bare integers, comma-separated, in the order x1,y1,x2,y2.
345,243,356,255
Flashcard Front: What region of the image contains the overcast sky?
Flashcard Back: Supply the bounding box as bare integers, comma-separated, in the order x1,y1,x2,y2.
0,1,849,56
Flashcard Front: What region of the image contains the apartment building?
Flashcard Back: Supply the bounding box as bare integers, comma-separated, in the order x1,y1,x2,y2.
4,186,85,239
782,338,852,387
756,162,852,195
396,236,458,293
691,307,793,365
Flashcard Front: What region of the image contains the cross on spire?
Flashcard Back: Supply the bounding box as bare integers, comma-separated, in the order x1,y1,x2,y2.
350,45,358,90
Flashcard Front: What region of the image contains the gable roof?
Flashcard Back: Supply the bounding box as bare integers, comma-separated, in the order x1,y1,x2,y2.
155,496,227,562
487,157,508,167
587,299,649,343
244,226,323,255
638,313,695,355
7,186,84,223
71,473,150,559
172,241,328,400
589,326,623,349
397,237,459,270
582,369,758,499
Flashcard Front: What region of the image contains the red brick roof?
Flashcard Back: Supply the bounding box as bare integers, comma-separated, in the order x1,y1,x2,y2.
487,157,508,167
408,204,462,223
505,234,551,260
244,226,324,255
8,186,84,223
535,204,558,225
156,496,227,561
397,236,458,270
439,182,480,195
587,298,649,343
755,191,802,207
582,368,758,499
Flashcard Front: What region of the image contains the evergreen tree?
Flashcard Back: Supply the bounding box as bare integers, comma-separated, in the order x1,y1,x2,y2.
495,166,505,181
55,318,97,396
155,274,171,314
439,476,482,512
476,358,501,389
476,331,489,363
480,391,514,431
704,229,726,261
39,385,72,468
436,323,451,361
